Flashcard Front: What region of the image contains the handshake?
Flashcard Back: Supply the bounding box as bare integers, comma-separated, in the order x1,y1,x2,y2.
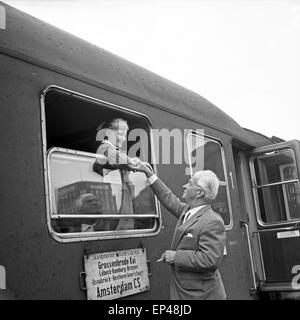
127,158,153,174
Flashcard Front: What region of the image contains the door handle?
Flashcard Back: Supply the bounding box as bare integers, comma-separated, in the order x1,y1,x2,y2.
240,221,257,294
229,171,234,189
79,272,87,291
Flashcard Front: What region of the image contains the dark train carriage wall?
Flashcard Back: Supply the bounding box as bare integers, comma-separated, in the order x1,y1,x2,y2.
0,66,253,299
0,2,279,300
0,56,171,300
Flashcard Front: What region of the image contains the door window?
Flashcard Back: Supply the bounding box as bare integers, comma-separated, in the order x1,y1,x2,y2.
250,148,300,225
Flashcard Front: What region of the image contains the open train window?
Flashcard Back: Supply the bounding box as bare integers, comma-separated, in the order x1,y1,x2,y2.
41,86,160,242
186,131,233,229
250,141,300,226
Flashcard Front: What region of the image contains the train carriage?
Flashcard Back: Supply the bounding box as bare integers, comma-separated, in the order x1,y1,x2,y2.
0,2,300,300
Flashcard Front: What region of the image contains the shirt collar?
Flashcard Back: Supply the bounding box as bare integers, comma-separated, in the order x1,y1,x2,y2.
187,204,207,218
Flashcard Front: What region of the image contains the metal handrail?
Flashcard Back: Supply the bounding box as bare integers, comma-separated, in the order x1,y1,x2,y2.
253,224,300,233
254,179,299,189
52,214,158,219
240,221,257,292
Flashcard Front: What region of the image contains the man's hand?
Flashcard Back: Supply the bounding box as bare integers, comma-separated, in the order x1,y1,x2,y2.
127,157,140,167
128,159,153,176
159,250,176,265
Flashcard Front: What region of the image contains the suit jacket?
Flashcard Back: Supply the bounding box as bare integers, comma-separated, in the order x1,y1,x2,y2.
151,178,226,300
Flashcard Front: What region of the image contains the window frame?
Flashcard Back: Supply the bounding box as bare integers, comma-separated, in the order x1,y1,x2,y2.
186,130,233,230
250,147,300,227
41,85,161,242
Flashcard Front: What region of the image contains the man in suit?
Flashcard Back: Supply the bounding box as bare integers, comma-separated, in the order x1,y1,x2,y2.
133,162,226,300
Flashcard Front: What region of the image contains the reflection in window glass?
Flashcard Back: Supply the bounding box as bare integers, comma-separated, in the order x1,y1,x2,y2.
48,149,157,234
211,186,230,226
187,133,231,227
257,182,300,223
252,149,300,224
254,150,298,186
188,135,225,180
43,88,160,241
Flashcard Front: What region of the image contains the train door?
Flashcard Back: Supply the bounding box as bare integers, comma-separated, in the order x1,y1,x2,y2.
249,140,300,294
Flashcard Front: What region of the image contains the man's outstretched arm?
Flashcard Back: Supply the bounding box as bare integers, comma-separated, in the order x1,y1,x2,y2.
133,161,187,219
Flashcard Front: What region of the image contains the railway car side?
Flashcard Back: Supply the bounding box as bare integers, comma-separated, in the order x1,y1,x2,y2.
1,2,300,300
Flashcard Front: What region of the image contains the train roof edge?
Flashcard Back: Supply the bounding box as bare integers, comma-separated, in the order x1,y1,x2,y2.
0,1,274,149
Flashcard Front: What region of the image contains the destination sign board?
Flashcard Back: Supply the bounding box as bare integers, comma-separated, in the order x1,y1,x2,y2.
84,248,150,300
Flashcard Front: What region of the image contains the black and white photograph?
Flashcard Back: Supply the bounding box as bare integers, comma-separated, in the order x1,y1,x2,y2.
1,0,300,304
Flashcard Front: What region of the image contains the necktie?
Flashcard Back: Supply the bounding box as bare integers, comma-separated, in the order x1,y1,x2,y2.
183,210,191,223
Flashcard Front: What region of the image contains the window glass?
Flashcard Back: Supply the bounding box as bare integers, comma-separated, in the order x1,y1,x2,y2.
211,186,230,226
252,149,300,224
256,182,300,223
254,150,298,186
43,88,159,240
49,149,157,234
187,135,225,180
186,132,232,227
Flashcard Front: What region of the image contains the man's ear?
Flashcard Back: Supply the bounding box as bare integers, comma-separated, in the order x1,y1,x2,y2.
197,189,205,199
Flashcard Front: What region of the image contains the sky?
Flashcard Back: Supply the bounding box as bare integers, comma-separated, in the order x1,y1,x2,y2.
3,0,300,141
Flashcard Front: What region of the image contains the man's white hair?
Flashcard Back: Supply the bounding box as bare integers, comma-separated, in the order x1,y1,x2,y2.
193,170,219,201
